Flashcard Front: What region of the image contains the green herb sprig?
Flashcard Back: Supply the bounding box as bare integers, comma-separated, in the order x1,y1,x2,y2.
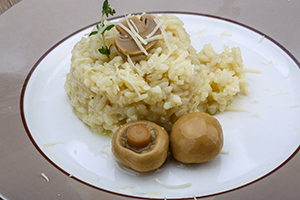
89,0,116,60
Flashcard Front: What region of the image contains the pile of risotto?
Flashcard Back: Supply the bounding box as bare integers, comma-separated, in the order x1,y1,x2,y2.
64,14,248,137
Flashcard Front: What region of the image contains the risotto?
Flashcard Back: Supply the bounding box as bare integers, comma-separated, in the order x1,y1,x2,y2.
64,14,248,137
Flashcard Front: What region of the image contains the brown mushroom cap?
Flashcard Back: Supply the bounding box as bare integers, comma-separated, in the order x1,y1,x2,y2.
170,112,223,164
114,14,161,56
111,120,169,172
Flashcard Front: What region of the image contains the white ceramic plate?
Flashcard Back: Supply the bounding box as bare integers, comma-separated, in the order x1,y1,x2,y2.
21,12,300,199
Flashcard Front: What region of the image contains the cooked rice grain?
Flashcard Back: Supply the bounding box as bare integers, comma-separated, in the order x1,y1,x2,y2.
64,14,248,137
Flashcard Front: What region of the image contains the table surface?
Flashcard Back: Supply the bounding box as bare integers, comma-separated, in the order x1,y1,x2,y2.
0,0,21,15
1,0,300,200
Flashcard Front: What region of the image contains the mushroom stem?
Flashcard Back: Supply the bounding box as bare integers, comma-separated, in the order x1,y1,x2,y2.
127,124,151,148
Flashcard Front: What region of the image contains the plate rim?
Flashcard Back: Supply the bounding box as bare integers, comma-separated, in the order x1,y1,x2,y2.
20,11,300,200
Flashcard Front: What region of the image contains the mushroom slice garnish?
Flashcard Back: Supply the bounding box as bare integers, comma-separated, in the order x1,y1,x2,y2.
115,14,162,56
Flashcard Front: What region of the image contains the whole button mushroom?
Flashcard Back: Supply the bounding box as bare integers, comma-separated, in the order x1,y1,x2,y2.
114,14,161,56
170,112,223,164
111,120,169,172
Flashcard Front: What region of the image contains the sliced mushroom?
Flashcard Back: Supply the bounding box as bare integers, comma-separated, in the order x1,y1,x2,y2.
170,112,223,164
111,120,169,172
114,14,161,56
